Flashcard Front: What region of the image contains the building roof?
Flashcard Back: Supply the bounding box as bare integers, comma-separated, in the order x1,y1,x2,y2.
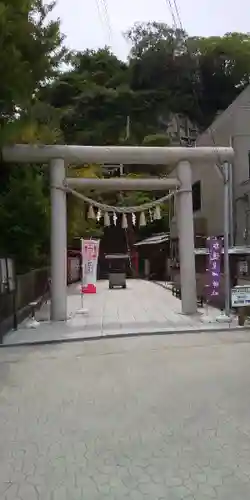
196,84,250,146
134,233,170,246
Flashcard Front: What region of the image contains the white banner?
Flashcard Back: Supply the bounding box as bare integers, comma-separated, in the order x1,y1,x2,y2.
81,239,100,289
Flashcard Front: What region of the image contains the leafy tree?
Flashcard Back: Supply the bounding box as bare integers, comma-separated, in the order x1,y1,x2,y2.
71,48,129,87
125,22,187,59
0,0,66,132
4,9,250,272
125,22,197,125
189,33,250,125
0,0,66,272
66,164,104,245
0,168,50,272
41,48,133,145
142,134,171,147
126,22,250,128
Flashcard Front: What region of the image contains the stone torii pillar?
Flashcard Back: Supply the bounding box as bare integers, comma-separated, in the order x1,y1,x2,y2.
176,160,197,314
50,158,67,321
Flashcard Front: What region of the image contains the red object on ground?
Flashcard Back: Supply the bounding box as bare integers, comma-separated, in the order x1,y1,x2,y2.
81,284,97,294
131,250,139,275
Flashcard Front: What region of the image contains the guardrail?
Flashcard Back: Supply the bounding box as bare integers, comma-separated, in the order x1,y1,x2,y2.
0,267,50,340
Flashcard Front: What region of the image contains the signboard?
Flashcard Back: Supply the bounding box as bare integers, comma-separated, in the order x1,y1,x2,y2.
231,285,250,307
81,239,100,293
238,260,248,276
206,237,222,298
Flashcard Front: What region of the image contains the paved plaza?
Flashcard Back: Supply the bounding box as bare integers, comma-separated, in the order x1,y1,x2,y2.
1,331,250,499
3,280,239,346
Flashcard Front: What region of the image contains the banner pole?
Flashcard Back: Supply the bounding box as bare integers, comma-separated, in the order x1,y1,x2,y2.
76,238,88,315
223,162,231,317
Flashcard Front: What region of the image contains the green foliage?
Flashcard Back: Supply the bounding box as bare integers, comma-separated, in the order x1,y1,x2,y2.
0,0,65,272
142,134,171,147
0,0,66,131
41,48,133,145
42,25,250,148
66,164,104,244
125,22,187,59
125,22,250,127
0,168,50,272
125,22,197,125
188,32,250,125
3,12,250,271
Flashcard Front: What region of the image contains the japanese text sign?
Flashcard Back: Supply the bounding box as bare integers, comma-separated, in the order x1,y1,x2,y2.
206,237,222,298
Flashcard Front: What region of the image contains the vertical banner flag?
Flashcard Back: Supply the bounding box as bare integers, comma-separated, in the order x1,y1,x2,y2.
206,237,222,298
81,239,100,294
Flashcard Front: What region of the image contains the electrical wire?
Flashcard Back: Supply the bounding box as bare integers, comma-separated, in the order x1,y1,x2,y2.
94,0,113,45
98,0,113,44
164,0,227,275
164,0,224,171
94,0,107,34
164,0,178,30
172,0,183,30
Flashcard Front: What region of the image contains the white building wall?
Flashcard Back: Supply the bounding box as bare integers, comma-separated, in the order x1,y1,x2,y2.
169,85,250,244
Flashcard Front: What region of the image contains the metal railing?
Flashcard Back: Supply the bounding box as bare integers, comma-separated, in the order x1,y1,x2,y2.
0,267,50,339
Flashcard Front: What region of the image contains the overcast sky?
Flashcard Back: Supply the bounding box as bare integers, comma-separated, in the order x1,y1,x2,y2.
52,0,249,60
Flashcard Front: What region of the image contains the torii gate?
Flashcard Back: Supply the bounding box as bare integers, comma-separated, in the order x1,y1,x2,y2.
2,145,234,321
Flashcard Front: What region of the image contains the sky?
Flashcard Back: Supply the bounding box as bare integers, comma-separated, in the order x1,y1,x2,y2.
52,0,249,60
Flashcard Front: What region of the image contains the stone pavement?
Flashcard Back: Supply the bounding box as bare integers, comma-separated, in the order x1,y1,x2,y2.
3,280,239,346
1,331,250,499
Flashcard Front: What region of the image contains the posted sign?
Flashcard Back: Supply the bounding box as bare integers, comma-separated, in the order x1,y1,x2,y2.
206,237,222,298
231,285,250,307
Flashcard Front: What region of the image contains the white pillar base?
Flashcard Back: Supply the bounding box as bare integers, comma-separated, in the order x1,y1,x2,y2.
26,318,40,329
215,311,232,323
76,308,89,315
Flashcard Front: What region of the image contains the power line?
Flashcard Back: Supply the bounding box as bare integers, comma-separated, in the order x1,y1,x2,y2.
94,0,113,45
98,0,113,44
164,0,221,159
95,0,105,28
164,0,183,32
164,0,230,312
172,0,183,30
165,0,178,30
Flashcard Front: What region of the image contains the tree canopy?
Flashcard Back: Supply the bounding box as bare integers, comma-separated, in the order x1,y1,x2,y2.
125,23,250,127
0,0,65,271
0,0,65,130
2,11,250,272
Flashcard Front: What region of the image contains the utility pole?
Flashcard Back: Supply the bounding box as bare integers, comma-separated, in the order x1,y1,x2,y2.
223,162,231,317
125,116,130,141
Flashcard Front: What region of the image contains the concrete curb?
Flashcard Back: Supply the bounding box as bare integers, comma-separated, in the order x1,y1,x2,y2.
0,324,247,348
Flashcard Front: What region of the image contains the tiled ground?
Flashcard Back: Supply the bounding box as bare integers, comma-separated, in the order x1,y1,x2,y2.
1,331,250,499
3,280,238,346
